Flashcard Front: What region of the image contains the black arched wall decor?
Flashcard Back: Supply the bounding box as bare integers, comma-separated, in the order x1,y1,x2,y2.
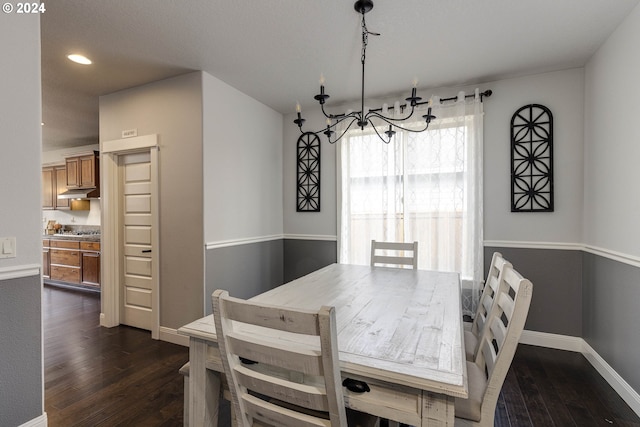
296,132,321,212
510,104,554,212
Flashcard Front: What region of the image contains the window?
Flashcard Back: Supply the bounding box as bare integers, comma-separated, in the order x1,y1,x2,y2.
337,94,484,315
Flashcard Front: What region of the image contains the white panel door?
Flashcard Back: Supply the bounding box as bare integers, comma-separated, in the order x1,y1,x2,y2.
120,152,156,331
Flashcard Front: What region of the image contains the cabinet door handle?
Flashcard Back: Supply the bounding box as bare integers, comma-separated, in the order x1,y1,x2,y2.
142,250,152,253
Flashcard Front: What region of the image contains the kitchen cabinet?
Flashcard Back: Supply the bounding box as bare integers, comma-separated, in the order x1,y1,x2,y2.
43,239,50,279
42,168,55,209
55,165,70,208
80,241,100,287
66,151,99,191
42,165,69,210
44,238,100,288
49,240,81,284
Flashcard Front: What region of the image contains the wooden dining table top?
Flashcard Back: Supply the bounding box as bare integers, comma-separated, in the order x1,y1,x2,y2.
179,263,468,399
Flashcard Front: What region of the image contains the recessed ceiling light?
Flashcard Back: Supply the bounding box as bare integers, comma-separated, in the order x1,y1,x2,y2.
67,54,92,65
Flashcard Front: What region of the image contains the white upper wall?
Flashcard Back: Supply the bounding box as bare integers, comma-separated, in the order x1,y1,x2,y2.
100,72,205,328
283,68,585,245
584,3,640,258
483,69,584,244
202,72,283,244
0,14,42,268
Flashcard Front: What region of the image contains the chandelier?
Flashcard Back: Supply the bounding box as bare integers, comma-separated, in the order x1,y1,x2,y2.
293,0,437,144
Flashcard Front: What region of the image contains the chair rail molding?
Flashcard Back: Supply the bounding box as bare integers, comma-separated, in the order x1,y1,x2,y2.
205,234,284,250
484,240,640,268
284,233,337,241
0,264,40,281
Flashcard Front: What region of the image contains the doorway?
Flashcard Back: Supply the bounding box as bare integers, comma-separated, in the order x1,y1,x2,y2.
101,134,160,339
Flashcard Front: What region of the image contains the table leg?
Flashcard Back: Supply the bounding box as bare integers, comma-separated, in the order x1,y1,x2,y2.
422,392,455,426
189,338,221,427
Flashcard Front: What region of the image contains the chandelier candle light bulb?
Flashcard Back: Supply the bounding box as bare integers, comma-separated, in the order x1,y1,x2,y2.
294,102,305,128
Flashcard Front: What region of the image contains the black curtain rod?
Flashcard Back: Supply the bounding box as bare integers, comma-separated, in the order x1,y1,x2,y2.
369,89,492,114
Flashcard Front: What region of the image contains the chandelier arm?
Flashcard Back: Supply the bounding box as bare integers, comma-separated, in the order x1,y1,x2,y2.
328,112,360,129
370,121,393,144
366,107,417,124
325,117,359,144
366,112,433,133
392,123,430,133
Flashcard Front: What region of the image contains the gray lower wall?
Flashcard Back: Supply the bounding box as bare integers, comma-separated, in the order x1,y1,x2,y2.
283,239,337,283
484,247,583,336
0,275,42,427
583,252,640,394
205,240,284,313
204,239,337,314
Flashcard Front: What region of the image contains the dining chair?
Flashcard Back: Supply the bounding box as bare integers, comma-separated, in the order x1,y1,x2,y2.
454,266,533,426
464,252,512,361
212,289,379,427
370,240,418,269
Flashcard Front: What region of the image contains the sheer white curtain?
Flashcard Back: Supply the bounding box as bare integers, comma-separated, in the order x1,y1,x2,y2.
337,90,484,316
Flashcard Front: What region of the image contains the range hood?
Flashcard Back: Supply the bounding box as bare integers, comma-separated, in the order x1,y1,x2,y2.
57,188,100,200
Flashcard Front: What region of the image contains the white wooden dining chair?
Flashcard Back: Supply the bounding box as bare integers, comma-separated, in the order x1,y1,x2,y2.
464,252,512,361
212,289,379,427
454,266,533,427
370,240,418,269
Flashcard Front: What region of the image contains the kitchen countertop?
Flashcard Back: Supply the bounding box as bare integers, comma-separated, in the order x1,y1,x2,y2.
43,234,101,242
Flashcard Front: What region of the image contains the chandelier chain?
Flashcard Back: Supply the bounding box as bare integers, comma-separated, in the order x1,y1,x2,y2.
361,13,367,66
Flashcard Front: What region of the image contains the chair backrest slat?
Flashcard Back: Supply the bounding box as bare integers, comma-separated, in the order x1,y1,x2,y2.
370,240,418,270
235,364,329,411
222,296,321,335
213,289,347,427
227,334,324,375
242,393,331,427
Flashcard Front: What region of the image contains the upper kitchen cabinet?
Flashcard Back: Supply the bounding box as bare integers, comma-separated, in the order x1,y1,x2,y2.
42,164,70,210
42,167,54,209
66,151,99,190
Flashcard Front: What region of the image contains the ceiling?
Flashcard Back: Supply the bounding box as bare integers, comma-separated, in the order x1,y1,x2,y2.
41,0,639,151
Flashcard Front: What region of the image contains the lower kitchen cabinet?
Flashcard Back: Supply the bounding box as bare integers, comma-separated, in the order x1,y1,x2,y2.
44,239,100,288
81,242,100,287
43,239,50,279
50,264,81,283
50,242,81,284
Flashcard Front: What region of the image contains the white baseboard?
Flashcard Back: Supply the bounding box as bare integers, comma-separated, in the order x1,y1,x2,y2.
519,329,584,352
521,330,640,418
19,413,47,427
582,341,640,417
159,326,189,347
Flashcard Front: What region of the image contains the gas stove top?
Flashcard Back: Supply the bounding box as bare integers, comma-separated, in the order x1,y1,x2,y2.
58,231,101,236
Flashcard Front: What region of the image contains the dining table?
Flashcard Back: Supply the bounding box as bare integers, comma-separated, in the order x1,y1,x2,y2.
178,263,468,426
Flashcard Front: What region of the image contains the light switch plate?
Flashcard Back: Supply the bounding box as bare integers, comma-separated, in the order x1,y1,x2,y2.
0,237,16,258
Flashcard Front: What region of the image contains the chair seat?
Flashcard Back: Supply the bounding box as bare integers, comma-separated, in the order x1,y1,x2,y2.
464,330,478,361
454,361,486,422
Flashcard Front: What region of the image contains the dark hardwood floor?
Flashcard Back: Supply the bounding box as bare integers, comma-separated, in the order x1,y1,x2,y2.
44,285,188,426
44,285,639,426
